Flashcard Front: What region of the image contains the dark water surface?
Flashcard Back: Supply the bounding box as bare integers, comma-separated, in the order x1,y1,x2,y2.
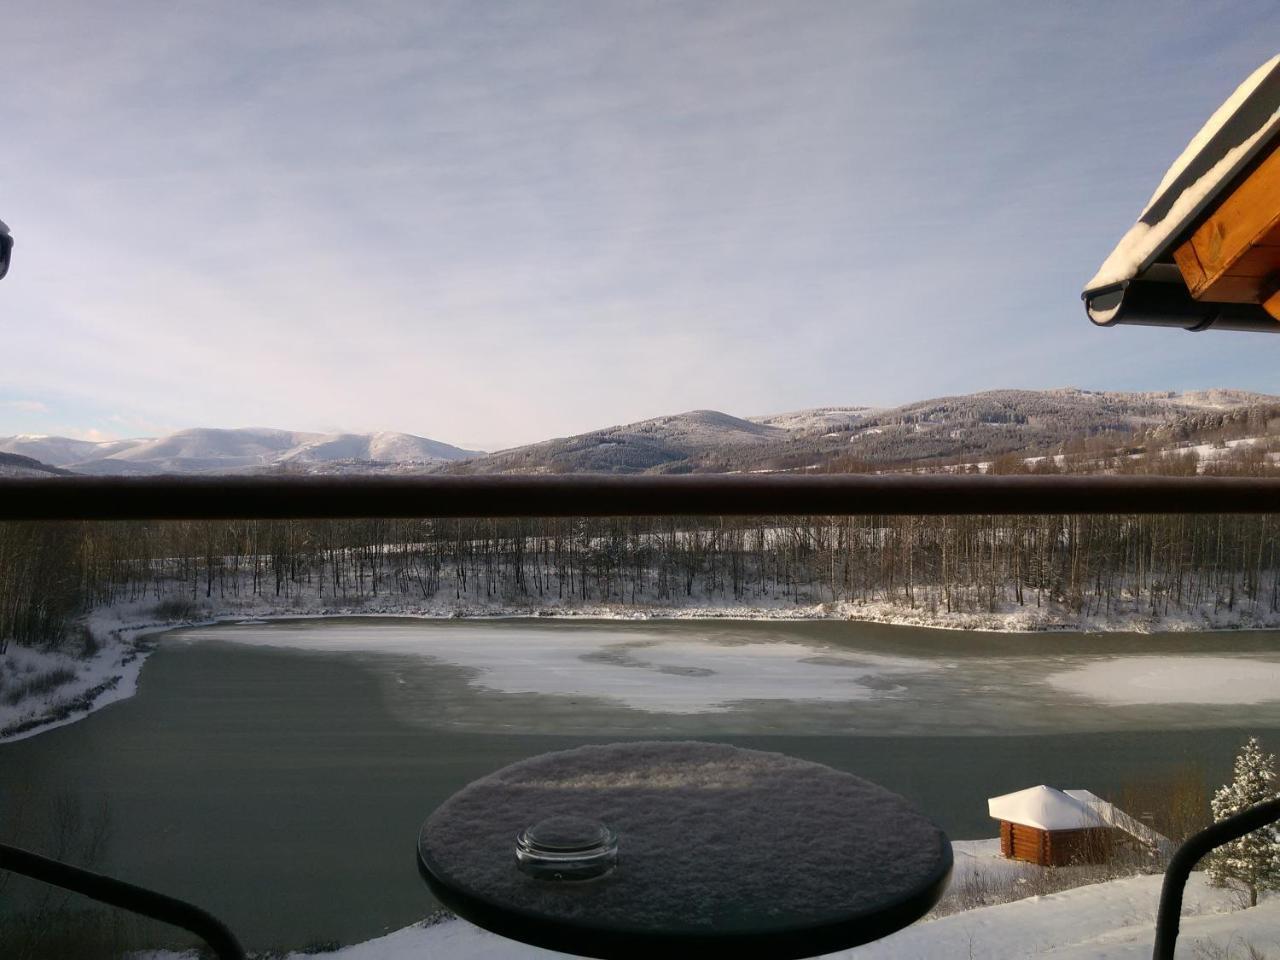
2,619,1278,951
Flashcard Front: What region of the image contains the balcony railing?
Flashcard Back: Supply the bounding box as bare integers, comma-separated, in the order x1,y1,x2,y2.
6,473,1280,520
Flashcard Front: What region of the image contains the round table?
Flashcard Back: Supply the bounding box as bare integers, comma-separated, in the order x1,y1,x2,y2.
417,742,952,959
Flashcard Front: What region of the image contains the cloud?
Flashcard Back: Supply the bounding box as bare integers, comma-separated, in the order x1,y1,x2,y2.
3,1,1279,446
60,427,118,442
4,400,49,414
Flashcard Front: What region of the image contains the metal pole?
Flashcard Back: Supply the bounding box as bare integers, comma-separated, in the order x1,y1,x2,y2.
1152,798,1280,960
0,842,246,960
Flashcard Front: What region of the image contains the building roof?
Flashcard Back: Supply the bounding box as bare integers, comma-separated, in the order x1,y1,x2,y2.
1063,789,1174,856
988,785,1108,831
1083,54,1280,333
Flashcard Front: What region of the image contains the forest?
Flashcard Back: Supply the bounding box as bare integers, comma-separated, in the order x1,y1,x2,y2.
3,508,1280,655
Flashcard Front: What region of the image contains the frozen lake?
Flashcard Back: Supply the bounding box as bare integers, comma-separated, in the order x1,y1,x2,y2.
2,617,1279,951
176,617,1280,735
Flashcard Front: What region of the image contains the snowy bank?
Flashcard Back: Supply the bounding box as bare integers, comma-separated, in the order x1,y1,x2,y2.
0,608,166,742
132,871,1278,960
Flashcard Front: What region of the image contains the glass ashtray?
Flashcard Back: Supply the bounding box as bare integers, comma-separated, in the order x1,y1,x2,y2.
515,816,618,881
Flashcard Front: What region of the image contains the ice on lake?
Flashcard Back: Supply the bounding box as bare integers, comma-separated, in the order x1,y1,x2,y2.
170,619,1280,736
178,621,936,714
1047,655,1280,705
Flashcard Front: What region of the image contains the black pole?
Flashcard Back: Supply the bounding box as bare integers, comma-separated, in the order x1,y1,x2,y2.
0,842,246,960
1152,798,1280,960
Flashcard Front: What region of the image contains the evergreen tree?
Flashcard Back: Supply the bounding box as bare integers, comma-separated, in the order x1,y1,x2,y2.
1207,737,1280,907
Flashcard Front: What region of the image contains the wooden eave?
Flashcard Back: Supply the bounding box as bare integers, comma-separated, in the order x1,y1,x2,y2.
1173,139,1280,319
1082,56,1280,332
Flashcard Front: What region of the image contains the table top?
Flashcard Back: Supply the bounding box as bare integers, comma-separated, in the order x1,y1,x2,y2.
417,741,952,960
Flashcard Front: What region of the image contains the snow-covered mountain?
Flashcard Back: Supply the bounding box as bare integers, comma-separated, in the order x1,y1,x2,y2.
5,388,1278,478
449,409,790,475
0,435,139,467
448,388,1280,475
0,428,481,476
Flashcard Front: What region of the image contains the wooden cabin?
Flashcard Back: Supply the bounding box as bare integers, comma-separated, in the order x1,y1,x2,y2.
988,785,1114,867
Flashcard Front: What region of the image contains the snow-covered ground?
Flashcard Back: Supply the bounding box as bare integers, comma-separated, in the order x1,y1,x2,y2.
947,838,1041,889
133,871,1278,960
935,434,1280,476
0,609,167,741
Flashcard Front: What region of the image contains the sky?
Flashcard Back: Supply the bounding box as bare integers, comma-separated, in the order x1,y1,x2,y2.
1,1,1277,452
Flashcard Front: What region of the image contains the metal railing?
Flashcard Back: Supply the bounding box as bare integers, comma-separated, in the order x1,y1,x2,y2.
6,473,1280,520
0,843,246,960
1152,799,1280,960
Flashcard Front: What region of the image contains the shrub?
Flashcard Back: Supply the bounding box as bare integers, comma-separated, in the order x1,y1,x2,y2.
78,625,100,658
152,597,203,621
2,666,77,706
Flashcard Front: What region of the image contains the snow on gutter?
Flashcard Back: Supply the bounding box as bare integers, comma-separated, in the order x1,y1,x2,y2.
1083,54,1280,332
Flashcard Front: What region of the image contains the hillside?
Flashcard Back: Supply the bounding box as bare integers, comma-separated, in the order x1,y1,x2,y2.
0,451,72,478
448,388,1280,475
0,428,481,476
448,410,786,475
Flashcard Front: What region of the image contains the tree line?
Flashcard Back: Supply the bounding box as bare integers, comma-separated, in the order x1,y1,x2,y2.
4,508,1280,654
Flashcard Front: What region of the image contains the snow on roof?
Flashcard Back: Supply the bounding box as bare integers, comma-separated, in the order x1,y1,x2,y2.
988,785,1107,831
1063,789,1174,855
1085,54,1280,293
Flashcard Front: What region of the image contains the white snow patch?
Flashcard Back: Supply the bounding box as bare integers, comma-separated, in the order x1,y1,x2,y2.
748,407,877,433
1087,54,1280,291
947,838,1041,887
172,624,936,714
988,785,1107,831
1047,655,1280,705
1146,55,1280,212
853,871,1270,960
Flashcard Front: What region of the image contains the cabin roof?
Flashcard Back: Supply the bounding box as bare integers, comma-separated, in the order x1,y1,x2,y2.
1082,54,1280,332
988,784,1108,831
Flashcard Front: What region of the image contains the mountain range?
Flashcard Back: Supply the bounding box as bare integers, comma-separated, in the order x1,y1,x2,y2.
0,428,479,476
3,388,1277,477
445,388,1280,475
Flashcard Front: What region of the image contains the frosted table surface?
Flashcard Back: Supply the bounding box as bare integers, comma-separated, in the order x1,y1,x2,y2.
416,741,952,960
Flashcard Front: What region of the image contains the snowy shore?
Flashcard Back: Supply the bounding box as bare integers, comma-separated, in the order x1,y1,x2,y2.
4,588,1280,743
129,869,1278,960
